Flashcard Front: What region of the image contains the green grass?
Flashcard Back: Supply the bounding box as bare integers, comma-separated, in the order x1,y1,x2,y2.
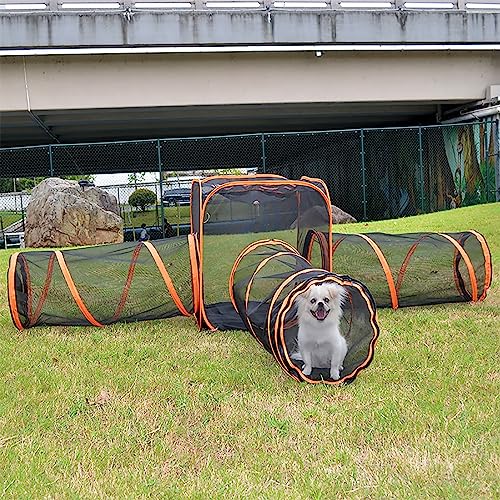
1,203,499,498
0,211,23,229
124,206,191,228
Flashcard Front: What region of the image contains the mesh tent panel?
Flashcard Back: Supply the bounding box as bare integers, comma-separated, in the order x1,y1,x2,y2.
193,177,332,330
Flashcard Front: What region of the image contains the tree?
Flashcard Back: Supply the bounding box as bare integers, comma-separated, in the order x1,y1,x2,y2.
0,178,13,193
128,188,157,212
128,173,147,188
212,168,243,176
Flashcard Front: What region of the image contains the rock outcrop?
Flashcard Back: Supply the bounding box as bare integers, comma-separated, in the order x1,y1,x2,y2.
331,205,357,224
25,178,123,248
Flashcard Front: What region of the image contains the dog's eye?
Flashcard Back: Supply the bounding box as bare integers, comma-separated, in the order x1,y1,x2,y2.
324,297,329,303
310,298,316,304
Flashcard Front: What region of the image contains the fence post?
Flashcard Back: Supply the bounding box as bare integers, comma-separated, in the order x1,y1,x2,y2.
20,193,25,231
49,144,54,177
157,139,166,238
360,129,367,221
418,126,425,213
117,186,122,219
494,117,500,202
261,133,267,173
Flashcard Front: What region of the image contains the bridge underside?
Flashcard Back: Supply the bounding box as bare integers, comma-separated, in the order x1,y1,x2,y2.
1,101,452,147
1,50,499,146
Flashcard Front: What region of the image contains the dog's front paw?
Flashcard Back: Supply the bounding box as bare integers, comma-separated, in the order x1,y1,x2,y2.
330,368,341,380
302,365,312,376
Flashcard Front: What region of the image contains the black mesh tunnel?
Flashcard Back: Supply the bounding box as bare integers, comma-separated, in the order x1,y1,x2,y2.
8,236,197,330
304,230,492,309
230,240,379,385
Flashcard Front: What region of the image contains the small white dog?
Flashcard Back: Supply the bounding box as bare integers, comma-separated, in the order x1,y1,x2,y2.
294,282,348,380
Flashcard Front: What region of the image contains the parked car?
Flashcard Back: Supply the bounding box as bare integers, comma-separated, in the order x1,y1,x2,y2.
0,232,25,249
162,188,191,206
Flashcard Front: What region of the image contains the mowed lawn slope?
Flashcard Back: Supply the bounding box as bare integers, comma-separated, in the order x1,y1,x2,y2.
0,203,499,498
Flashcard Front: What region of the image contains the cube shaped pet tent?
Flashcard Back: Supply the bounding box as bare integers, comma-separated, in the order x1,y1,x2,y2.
190,175,333,330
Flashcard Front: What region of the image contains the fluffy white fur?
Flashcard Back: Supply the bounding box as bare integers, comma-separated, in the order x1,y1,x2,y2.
294,282,348,380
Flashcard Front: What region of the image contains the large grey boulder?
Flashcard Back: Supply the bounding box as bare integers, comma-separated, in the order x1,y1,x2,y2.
291,204,356,228
25,178,123,248
331,205,357,224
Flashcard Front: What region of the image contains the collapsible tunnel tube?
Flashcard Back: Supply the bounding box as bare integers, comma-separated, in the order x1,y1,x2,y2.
8,235,198,330
303,230,492,309
230,240,379,385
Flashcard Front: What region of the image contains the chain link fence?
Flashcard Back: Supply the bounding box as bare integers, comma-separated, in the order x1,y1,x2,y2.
1,121,498,246
0,191,28,248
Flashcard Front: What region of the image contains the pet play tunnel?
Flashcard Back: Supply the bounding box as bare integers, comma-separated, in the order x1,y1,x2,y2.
8,174,333,333
229,240,379,385
8,236,197,330
304,230,492,309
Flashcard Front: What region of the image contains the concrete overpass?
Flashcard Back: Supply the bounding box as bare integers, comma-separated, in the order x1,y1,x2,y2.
0,1,499,146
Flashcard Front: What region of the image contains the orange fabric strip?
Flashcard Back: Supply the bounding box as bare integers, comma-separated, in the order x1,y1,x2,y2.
17,253,33,321
469,230,492,301
357,234,399,309
143,241,191,317
395,234,428,295
8,252,24,331
29,253,56,327
439,233,478,302
111,243,143,322
317,231,331,271
305,231,318,263
188,234,200,317
54,250,104,327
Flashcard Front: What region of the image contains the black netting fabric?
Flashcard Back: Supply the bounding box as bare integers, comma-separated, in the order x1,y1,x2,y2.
312,231,492,309
192,176,332,330
231,240,379,385
8,236,195,329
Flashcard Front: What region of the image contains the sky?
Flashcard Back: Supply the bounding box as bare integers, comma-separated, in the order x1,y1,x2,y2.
93,173,158,187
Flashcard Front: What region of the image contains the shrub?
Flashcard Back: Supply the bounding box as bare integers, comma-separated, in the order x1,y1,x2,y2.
129,188,157,212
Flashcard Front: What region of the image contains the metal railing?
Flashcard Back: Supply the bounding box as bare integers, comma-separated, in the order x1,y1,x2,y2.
1,0,500,11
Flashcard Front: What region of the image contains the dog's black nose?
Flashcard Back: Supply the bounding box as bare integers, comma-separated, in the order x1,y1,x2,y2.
317,301,324,309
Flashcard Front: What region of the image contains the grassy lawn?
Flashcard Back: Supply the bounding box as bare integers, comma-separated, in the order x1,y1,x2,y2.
123,206,191,228
0,211,23,230
0,203,499,497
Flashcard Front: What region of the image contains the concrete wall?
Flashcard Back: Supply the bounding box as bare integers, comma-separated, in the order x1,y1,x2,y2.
0,11,499,48
1,51,499,112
